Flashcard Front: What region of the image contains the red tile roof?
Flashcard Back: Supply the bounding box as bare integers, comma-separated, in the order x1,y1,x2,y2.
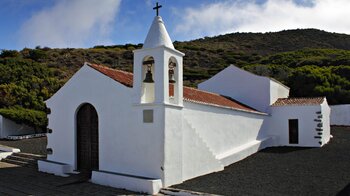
272,97,325,106
89,63,133,87
88,63,259,113
182,87,257,112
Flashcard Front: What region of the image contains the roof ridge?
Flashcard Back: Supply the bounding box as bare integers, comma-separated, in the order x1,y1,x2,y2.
85,63,262,114
272,97,325,107
279,97,325,100
184,86,222,96
87,62,133,76
87,63,228,96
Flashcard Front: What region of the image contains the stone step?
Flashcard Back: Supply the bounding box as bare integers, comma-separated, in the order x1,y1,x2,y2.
1,158,36,168
160,188,222,196
6,155,38,164
3,152,45,166
12,152,46,159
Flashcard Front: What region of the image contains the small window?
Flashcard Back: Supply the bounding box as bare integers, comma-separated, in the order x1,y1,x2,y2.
143,110,153,123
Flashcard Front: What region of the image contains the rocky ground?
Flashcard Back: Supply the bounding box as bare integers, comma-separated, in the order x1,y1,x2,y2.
173,126,350,196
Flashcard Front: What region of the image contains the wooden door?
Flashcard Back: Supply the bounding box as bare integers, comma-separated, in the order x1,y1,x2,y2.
289,119,299,144
77,104,99,175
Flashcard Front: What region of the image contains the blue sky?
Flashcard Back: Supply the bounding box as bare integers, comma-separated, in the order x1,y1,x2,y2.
1,0,349,50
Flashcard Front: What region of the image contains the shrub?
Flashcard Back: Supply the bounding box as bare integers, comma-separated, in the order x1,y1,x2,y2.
0,106,48,130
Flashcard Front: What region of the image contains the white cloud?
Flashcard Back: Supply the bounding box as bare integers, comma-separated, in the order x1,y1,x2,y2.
173,0,350,40
19,0,121,48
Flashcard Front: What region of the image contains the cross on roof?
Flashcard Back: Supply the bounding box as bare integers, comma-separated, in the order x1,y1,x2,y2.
153,2,162,16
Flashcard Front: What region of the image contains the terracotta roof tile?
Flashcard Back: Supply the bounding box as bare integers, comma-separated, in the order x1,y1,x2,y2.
272,97,325,106
89,63,133,87
87,63,259,113
182,86,256,112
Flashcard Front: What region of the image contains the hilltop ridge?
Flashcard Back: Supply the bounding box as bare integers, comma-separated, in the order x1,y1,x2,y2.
0,28,349,127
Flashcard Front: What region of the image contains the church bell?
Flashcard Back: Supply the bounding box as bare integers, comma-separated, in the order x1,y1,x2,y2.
168,61,176,83
169,69,176,83
143,70,154,83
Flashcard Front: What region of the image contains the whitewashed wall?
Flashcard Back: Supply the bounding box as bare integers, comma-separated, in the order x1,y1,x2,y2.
268,100,330,147
46,65,164,179
198,65,289,112
269,79,290,105
163,106,183,186
183,102,266,155
0,115,35,138
330,104,350,126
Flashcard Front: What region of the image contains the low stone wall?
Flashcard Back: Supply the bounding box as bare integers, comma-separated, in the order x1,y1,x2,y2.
330,105,350,126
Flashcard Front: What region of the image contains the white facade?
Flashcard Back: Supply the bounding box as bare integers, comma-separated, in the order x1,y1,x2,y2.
43,65,164,179
330,104,350,126
39,15,332,194
0,115,35,139
268,99,331,147
198,65,290,112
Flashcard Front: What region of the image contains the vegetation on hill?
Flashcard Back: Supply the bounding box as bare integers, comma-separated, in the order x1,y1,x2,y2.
0,107,47,130
0,29,350,127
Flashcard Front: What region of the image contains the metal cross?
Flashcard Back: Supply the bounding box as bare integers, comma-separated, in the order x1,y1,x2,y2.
153,2,162,16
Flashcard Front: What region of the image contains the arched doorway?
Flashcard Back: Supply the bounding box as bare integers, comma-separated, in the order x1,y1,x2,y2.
76,103,99,176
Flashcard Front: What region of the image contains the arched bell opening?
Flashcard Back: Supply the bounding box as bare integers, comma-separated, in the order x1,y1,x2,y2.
141,56,155,103
168,56,178,104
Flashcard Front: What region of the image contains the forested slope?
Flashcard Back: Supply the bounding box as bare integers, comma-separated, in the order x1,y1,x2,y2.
0,28,349,127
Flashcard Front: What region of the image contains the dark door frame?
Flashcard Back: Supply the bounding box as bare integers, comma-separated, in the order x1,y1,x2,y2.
76,103,99,176
289,119,299,144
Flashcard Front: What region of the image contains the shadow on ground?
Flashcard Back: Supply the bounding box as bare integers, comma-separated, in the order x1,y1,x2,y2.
0,163,138,195
337,183,350,196
261,146,313,154
173,126,350,196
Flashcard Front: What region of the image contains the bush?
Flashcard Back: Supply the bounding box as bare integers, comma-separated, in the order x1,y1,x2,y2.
0,50,20,58
0,106,48,130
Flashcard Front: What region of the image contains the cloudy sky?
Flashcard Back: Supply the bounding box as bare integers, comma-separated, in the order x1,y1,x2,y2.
1,0,349,50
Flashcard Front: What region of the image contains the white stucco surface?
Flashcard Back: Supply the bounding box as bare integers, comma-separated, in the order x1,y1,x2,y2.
198,65,289,112
45,65,164,180
330,104,350,126
270,79,290,105
143,16,174,49
0,115,35,138
268,99,330,147
181,115,224,180
92,171,162,195
183,102,266,155
38,160,72,177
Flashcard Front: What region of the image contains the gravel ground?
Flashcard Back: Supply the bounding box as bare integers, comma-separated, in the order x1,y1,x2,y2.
173,126,350,196
0,162,138,195
0,136,47,155
1,127,349,195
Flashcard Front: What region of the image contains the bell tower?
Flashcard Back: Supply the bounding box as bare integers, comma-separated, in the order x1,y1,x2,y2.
132,3,186,187
133,8,184,106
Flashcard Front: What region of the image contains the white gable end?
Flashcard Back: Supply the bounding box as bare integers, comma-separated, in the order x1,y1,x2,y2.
46,64,132,106
198,65,289,112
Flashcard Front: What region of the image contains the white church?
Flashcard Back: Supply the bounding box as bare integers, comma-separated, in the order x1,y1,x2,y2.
38,11,331,194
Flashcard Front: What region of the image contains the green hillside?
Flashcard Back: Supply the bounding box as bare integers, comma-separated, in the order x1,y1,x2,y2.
1,29,350,127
